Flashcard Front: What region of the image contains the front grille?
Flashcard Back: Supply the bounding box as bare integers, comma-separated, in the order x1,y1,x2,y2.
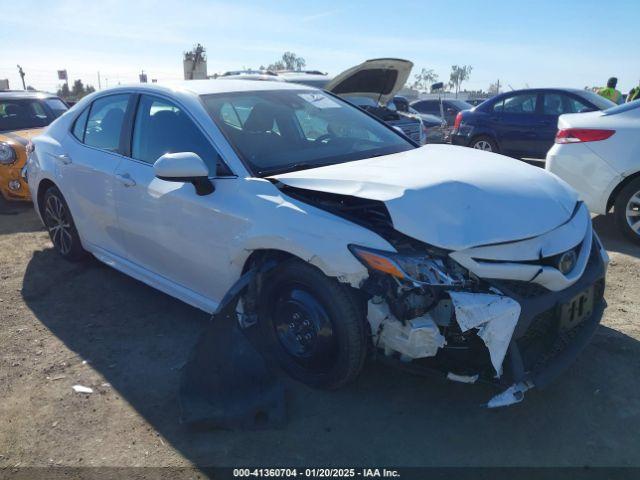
494,280,550,299
517,278,605,373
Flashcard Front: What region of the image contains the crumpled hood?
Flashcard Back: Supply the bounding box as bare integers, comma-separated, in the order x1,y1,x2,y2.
271,145,579,250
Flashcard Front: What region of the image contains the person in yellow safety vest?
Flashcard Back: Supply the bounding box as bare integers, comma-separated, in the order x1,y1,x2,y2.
597,77,623,104
628,82,640,103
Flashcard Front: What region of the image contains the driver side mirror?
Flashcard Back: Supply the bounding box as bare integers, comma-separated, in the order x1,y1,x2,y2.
154,152,215,196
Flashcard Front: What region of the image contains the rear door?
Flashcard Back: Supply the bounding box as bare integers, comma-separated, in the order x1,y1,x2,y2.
61,93,132,256
492,92,541,157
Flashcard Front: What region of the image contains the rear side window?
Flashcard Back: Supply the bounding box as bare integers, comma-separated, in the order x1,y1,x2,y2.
413,100,437,113
132,95,224,174
542,93,564,115
84,95,130,151
72,108,89,141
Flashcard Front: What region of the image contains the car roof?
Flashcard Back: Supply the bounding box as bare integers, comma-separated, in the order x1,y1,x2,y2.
97,79,316,97
0,90,60,100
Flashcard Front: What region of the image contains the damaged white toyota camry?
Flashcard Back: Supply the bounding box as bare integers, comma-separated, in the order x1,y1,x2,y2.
27,80,608,407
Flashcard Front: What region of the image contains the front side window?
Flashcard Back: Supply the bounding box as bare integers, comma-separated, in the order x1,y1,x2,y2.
202,89,413,176
0,99,56,131
542,93,565,115
84,94,130,151
132,95,223,173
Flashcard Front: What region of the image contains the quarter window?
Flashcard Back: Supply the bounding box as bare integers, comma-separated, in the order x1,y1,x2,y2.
131,95,223,173
84,94,130,151
72,108,89,141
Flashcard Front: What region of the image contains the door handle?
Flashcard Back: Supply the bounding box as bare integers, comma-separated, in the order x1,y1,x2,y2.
53,153,72,164
115,173,136,187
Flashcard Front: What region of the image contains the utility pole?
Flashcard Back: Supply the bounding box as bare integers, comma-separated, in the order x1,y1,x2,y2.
496,79,500,94
17,65,26,90
97,71,102,90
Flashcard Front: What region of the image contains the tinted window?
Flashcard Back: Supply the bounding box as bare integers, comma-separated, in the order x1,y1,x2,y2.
202,89,413,176
542,93,564,115
502,93,537,114
44,98,69,118
445,100,472,111
412,100,438,113
564,95,593,113
0,99,55,131
84,94,129,151
132,95,222,173
72,108,89,141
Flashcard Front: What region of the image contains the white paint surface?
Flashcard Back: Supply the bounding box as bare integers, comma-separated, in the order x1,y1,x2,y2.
449,291,521,377
272,144,578,250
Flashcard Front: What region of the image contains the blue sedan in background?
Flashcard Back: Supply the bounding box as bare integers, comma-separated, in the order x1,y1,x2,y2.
450,88,615,159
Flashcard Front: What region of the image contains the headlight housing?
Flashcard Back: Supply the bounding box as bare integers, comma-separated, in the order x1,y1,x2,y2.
348,244,464,287
0,142,17,165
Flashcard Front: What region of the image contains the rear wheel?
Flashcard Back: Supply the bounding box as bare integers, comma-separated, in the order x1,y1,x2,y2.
614,177,640,244
42,186,87,261
470,135,498,152
258,259,367,389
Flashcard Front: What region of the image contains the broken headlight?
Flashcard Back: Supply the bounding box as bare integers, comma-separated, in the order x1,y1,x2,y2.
348,244,465,287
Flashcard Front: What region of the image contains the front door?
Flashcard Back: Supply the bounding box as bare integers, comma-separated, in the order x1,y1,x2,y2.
493,92,541,157
113,94,242,309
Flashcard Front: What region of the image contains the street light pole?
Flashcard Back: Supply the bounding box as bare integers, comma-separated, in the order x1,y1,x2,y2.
17,65,26,90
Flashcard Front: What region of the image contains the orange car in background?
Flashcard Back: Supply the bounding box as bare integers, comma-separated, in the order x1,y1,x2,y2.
0,91,68,201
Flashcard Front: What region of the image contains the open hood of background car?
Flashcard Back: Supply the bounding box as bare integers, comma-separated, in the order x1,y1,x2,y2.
325,58,413,106
270,145,579,250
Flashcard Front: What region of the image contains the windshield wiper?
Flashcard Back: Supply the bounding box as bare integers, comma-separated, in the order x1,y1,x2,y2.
258,162,331,176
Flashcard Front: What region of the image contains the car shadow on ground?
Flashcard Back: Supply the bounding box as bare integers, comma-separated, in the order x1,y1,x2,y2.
592,214,640,258
0,197,43,235
21,247,640,467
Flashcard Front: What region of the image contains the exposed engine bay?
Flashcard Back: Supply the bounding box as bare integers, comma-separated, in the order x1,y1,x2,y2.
276,184,524,393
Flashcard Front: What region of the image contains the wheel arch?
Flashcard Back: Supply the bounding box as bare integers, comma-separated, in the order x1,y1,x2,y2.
607,170,640,212
35,177,57,219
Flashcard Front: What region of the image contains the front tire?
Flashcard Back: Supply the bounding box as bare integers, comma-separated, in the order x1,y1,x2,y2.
614,177,640,244
470,135,498,152
42,186,87,261
258,259,367,389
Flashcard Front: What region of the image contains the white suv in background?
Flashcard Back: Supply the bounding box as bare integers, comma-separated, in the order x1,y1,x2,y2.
546,101,640,243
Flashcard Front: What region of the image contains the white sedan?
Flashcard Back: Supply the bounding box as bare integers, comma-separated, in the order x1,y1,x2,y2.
547,101,640,243
27,80,607,405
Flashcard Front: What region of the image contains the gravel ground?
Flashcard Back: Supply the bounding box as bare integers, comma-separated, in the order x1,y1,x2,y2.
1,198,639,472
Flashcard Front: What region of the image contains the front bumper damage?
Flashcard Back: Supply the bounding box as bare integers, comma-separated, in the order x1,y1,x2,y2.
363,235,607,408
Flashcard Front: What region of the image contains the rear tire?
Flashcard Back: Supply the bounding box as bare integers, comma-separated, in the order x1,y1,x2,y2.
470,135,498,153
42,186,87,261
614,177,640,244
258,259,367,389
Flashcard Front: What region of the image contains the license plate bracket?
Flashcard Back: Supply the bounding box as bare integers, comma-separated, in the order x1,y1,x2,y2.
559,286,594,331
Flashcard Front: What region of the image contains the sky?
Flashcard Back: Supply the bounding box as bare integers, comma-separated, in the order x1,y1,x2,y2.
1,0,639,94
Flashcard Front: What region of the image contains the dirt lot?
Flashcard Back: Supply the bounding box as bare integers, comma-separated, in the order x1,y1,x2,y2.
1,197,640,471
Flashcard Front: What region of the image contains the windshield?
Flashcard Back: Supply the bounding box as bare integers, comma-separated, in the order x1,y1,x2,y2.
202,89,414,176
0,98,65,131
577,90,616,110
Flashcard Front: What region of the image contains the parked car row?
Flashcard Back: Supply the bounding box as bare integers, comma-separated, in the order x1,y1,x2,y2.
450,88,615,158
22,78,610,407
